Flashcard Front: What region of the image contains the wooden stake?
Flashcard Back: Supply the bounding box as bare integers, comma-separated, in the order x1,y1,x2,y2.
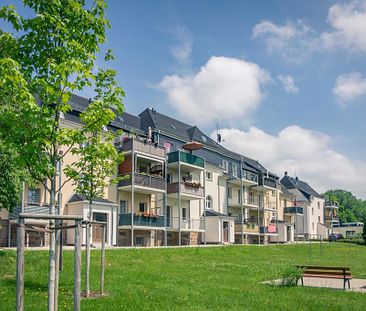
16,218,25,311
100,225,106,295
74,221,81,311
54,223,60,311
85,222,91,297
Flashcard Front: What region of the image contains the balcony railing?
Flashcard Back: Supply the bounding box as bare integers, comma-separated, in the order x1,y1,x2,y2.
243,198,259,206
168,217,204,230
324,201,339,208
118,173,165,191
258,177,277,189
168,150,204,168
260,225,278,234
242,170,258,183
121,138,166,158
325,215,339,221
119,213,165,227
167,182,204,197
284,206,304,215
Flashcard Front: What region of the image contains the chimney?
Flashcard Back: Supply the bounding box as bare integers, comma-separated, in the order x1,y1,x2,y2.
284,171,288,176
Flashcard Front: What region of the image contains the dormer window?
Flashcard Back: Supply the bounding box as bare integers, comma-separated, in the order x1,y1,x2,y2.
231,163,238,178
222,160,228,173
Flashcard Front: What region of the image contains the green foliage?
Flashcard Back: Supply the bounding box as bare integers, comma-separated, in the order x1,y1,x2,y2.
279,266,302,287
0,0,124,210
0,141,24,211
324,190,366,224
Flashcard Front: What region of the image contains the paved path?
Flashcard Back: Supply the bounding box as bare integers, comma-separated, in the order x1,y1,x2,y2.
267,277,366,293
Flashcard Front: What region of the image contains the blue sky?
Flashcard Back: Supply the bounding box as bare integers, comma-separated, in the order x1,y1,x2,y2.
2,0,366,197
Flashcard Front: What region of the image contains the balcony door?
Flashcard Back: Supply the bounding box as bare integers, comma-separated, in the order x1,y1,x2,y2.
92,212,107,244
167,206,171,227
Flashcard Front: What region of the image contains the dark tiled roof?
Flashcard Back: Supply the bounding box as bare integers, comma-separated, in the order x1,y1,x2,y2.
139,108,277,178
280,175,322,200
68,193,115,204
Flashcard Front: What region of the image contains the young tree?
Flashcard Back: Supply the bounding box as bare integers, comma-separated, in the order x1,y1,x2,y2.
0,1,124,309
64,66,124,297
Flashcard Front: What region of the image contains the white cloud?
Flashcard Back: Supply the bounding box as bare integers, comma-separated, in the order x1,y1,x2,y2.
169,25,193,67
252,1,366,62
157,56,270,126
213,126,366,198
277,75,299,93
252,20,315,63
321,0,366,53
333,72,366,104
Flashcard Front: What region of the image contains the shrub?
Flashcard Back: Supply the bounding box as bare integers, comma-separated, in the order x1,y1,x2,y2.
279,266,302,287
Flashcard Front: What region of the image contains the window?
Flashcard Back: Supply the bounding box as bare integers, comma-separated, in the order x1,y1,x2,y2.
228,188,232,199
312,208,314,216
139,166,148,174
249,191,255,204
318,216,321,222
139,202,147,213
317,202,320,209
271,190,276,197
238,189,241,204
167,173,172,184
28,188,40,204
206,171,212,181
222,160,228,173
206,195,213,209
231,163,238,178
119,200,127,214
182,207,187,219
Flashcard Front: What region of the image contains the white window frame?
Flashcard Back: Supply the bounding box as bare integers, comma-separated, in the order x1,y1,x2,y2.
206,195,213,209
205,171,213,181
232,163,238,178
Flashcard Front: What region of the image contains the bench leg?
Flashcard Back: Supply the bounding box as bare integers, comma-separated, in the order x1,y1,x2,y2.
301,277,303,286
348,279,351,289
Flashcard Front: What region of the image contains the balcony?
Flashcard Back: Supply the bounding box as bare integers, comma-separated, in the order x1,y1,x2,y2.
325,215,339,222
167,182,204,200
260,225,278,234
168,151,204,169
242,170,258,184
243,198,259,207
118,173,165,192
284,206,304,215
118,213,165,228
167,217,204,231
234,219,259,233
121,138,166,158
324,201,339,209
258,177,277,189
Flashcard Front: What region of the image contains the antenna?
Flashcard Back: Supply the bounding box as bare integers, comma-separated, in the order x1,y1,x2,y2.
216,118,224,143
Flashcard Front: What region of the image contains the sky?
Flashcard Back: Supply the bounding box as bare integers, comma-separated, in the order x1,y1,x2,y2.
2,0,366,198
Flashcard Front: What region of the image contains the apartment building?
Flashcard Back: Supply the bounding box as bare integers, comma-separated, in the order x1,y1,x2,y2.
0,95,328,247
280,172,327,239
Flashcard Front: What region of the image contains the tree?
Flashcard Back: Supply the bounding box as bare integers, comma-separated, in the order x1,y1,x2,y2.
64,66,124,297
0,141,23,211
0,1,124,309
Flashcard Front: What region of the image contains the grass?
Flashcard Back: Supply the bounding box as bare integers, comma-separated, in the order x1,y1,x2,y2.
1,242,365,310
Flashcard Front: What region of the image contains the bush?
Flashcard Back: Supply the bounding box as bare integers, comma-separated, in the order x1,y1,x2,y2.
280,266,302,287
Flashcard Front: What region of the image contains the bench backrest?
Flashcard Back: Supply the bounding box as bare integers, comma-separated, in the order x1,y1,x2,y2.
295,265,351,276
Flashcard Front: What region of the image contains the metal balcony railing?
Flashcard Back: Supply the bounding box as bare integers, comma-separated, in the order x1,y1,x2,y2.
167,217,204,230
119,213,165,227
118,173,165,191
121,138,166,158
168,151,204,168
284,206,304,215
167,182,204,197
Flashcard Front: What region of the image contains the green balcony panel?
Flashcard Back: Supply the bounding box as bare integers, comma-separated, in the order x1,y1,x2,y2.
168,151,204,168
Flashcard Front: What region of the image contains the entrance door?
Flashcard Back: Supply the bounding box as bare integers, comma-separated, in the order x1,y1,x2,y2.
286,225,291,242
92,212,107,244
223,221,229,243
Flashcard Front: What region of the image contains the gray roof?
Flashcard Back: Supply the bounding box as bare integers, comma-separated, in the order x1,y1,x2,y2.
68,193,115,204
280,175,322,200
139,108,277,178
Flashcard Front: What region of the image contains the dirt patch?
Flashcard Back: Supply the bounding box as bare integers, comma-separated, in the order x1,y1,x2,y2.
81,291,107,299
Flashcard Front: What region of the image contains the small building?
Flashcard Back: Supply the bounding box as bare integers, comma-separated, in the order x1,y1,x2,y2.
334,222,364,238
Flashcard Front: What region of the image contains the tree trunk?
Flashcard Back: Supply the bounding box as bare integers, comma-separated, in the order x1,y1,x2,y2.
48,178,57,311
85,200,92,297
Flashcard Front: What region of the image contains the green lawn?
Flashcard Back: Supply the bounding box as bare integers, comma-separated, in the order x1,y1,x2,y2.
1,243,365,310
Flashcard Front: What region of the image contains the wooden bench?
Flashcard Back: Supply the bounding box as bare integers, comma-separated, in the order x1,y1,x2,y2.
295,265,352,290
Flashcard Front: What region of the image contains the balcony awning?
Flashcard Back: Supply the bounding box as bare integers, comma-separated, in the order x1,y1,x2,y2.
182,141,203,151
136,153,165,163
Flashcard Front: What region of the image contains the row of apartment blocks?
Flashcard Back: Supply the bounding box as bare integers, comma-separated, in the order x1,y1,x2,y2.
0,94,339,247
